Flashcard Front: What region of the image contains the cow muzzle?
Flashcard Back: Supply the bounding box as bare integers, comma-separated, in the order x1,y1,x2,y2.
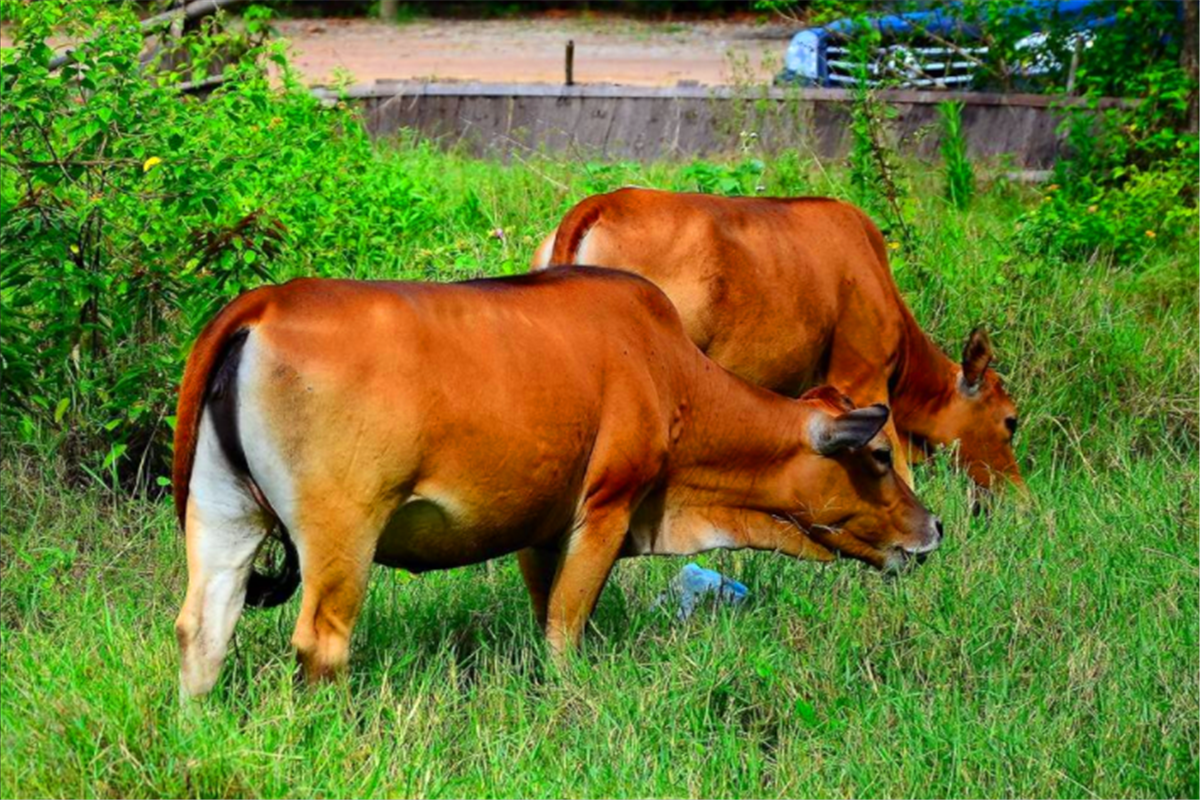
885,515,943,573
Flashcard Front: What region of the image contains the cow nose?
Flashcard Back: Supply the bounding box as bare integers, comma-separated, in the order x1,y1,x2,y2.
933,517,944,542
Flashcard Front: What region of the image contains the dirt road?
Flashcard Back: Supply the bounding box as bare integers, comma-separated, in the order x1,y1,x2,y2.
273,17,790,88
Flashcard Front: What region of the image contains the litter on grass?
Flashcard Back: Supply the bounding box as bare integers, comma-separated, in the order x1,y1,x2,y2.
652,563,748,621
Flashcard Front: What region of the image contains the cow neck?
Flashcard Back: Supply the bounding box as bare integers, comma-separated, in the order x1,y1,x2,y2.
889,306,957,444
667,359,812,523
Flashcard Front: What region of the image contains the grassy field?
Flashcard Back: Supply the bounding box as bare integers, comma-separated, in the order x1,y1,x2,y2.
2,147,1197,798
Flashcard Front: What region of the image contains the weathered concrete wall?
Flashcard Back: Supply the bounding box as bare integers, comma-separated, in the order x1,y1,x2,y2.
318,82,1125,167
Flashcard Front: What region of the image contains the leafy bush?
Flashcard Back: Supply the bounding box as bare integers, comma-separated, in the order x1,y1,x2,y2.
677,157,766,196
1017,27,1198,260
1018,166,1196,259
1,0,433,488
758,0,1196,259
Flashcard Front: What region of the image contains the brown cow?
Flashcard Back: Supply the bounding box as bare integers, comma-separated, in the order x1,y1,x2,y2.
533,188,1022,490
172,267,941,697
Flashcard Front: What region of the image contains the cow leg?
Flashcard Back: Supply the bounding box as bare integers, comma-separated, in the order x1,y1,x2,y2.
517,547,559,630
175,420,271,699
288,502,379,684
544,508,630,656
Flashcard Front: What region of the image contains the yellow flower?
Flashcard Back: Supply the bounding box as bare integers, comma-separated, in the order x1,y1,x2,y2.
1087,205,1098,213
1145,230,1156,239
142,156,162,173
887,241,901,250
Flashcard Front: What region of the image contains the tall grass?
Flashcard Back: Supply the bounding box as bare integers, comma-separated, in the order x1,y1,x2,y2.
939,101,975,210
2,144,1197,798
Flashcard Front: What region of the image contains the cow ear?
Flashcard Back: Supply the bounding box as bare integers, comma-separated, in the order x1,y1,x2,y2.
961,326,993,390
812,404,889,456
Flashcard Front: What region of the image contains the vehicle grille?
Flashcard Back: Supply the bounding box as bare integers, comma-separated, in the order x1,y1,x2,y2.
826,44,987,88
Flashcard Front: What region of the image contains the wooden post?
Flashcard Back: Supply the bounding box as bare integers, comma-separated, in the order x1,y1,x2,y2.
170,0,186,37
565,40,575,86
381,0,398,22
1184,0,1198,133
1064,37,1082,95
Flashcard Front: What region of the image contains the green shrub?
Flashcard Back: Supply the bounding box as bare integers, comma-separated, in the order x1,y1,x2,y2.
1014,3,1197,261
1017,166,1197,259
0,0,433,488
1017,66,1198,260
677,157,765,196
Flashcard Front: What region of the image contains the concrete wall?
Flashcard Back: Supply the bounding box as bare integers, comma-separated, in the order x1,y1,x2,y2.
318,82,1127,167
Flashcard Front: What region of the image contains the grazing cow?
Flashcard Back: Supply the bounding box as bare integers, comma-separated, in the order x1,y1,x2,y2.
533,188,1022,490
172,267,941,698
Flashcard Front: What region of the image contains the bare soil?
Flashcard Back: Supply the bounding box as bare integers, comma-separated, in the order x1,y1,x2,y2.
273,16,790,88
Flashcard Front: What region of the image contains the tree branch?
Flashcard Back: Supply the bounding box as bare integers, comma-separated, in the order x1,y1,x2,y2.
48,0,250,71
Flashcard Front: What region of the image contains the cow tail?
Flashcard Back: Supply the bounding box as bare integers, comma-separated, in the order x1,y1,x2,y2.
172,289,301,609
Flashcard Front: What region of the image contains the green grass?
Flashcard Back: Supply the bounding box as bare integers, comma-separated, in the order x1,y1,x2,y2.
2,147,1197,798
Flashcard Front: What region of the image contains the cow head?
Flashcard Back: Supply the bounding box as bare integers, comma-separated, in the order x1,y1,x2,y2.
793,387,943,572
932,328,1023,491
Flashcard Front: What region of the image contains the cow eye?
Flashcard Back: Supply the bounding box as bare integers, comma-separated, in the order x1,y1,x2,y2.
871,448,893,469
1005,416,1019,437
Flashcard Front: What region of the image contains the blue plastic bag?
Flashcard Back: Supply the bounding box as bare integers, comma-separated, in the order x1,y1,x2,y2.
653,563,749,621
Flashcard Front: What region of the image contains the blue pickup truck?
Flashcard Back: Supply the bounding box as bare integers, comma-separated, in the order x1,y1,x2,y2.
776,0,1124,89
